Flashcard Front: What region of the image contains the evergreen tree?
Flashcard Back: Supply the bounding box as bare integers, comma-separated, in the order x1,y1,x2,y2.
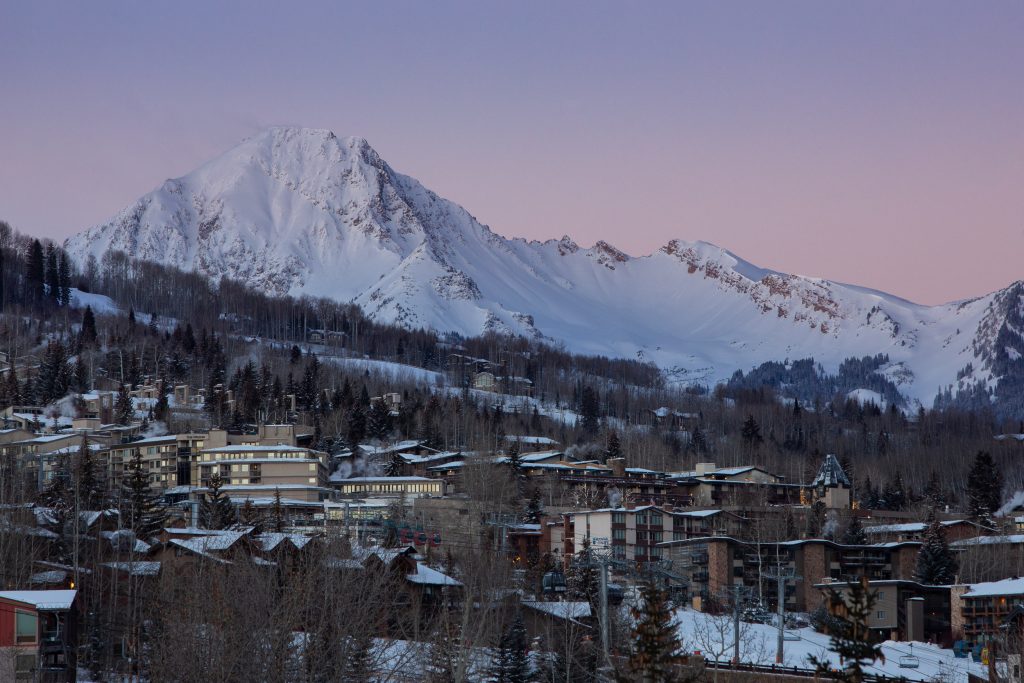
80,305,98,345
842,515,867,546
966,451,1003,524
809,577,885,682
489,614,534,683
523,487,543,524
119,450,166,540
45,243,60,302
271,487,285,532
687,425,708,455
384,452,405,477
566,539,599,613
579,386,600,436
346,403,367,449
115,383,133,425
923,470,948,509
26,238,45,303
915,512,958,585
36,341,71,403
741,414,764,450
881,472,906,511
367,398,393,441
239,498,263,532
57,252,71,306
604,430,622,462
75,432,105,510
200,473,237,530
805,500,826,538
627,581,685,682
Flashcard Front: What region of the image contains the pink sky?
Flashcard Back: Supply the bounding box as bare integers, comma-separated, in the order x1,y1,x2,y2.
1,1,1021,305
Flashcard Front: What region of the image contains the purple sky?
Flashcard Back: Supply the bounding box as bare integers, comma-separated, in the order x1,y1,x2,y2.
2,1,1021,304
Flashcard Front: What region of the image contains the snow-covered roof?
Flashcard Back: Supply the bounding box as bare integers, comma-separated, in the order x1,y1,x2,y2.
256,532,315,552
100,561,162,576
333,476,435,483
812,454,851,488
676,509,722,518
963,577,1024,598
203,444,313,454
406,565,461,587
505,435,559,445
0,589,77,610
522,600,591,621
864,520,966,534
130,434,176,445
952,534,1024,547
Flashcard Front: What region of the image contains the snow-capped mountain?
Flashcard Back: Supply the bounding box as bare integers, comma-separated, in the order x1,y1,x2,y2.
66,127,1024,408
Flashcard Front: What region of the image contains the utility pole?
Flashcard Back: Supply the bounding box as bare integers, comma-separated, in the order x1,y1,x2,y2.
763,566,800,664
599,561,610,671
732,585,741,664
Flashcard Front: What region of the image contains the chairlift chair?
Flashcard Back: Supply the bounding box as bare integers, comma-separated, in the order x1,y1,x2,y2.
898,644,920,669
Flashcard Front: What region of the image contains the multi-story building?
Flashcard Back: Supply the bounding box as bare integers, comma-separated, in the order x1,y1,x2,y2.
660,536,922,613
332,476,444,500
951,578,1024,644
816,579,952,643
195,444,331,503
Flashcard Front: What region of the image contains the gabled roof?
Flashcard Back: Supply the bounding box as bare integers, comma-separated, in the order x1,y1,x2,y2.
812,454,851,488
406,564,461,587
0,589,77,610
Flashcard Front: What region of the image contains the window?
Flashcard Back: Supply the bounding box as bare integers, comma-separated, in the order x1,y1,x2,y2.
876,611,886,620
220,464,230,477
649,512,663,526
612,512,625,524
16,610,37,643
636,512,647,525
651,531,664,543
613,528,626,541
636,531,647,543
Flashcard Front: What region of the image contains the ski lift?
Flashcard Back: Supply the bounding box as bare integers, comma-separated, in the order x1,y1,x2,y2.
542,570,567,597
898,644,920,669
783,630,800,642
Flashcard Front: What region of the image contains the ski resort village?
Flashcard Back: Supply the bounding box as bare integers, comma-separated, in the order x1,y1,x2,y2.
4,3,1024,679
0,255,1021,682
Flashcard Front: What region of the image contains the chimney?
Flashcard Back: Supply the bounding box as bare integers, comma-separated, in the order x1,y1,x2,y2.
695,462,716,476
608,457,626,478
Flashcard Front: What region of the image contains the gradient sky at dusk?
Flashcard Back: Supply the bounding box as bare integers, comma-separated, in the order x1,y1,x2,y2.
2,1,1021,304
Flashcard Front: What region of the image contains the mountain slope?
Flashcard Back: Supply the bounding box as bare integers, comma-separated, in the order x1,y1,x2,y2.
66,127,1024,409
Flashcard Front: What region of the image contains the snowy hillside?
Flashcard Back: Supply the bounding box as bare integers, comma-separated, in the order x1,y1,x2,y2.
65,127,1024,407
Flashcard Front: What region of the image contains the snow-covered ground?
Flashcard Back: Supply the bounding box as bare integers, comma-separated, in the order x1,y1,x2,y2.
673,608,985,682
318,355,445,386
69,288,119,315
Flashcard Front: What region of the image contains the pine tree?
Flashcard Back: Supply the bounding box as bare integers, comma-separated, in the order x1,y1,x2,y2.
805,500,826,538
57,252,71,306
566,539,599,613
200,473,237,530
119,450,166,540
579,386,600,435
741,414,764,450
367,398,393,441
687,425,708,455
115,383,133,425
523,487,543,524
966,451,1003,524
915,512,958,585
923,470,948,509
75,432,105,510
239,498,264,533
26,239,45,303
346,403,367,449
36,341,71,403
80,305,98,345
384,452,405,477
45,243,60,303
809,577,885,682
271,487,285,532
627,581,685,683
881,472,906,511
489,614,534,683
605,430,622,462
842,515,867,546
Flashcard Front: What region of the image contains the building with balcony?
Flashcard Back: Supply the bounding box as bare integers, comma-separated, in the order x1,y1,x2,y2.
0,589,78,682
